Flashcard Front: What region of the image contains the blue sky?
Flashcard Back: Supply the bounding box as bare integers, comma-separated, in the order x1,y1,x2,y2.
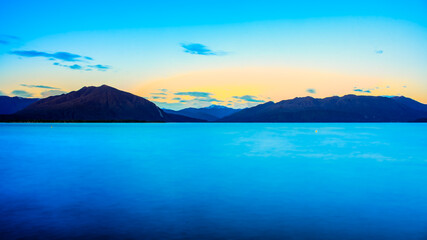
2,0,427,33
0,0,426,109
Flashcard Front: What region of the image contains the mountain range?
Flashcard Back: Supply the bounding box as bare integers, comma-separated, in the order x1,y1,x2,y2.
0,85,200,122
0,96,39,114
0,85,426,122
220,95,427,122
163,105,240,121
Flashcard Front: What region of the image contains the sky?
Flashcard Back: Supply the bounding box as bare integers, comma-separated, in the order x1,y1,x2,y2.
0,0,426,109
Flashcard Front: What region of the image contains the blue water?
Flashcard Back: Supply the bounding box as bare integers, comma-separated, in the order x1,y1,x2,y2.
0,123,426,239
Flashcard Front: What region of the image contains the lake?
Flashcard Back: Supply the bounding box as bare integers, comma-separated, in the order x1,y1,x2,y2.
0,123,426,239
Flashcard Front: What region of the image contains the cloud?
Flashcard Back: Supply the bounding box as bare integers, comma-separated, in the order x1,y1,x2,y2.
306,88,316,94
41,90,67,98
0,34,19,45
233,95,265,103
381,95,397,98
181,43,226,56
175,91,212,97
353,88,371,93
158,89,168,92
376,50,384,54
10,50,90,62
0,90,4,96
54,62,81,70
54,62,111,72
151,96,166,100
11,90,33,98
21,84,59,89
151,92,167,95
88,64,111,71
172,97,181,100
69,64,82,70
10,50,112,71
195,97,223,102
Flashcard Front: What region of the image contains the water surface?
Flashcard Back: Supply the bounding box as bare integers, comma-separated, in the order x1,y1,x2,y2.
0,123,426,239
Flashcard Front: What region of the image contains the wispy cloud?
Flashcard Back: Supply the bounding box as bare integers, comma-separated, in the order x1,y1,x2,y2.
69,64,82,70
88,64,111,71
181,43,226,56
376,50,384,54
11,90,33,98
41,90,67,97
21,84,59,89
10,49,111,71
233,95,265,103
151,96,166,100
0,34,19,45
10,50,90,62
381,95,397,98
20,83,66,98
353,88,371,93
53,62,111,71
195,97,223,102
151,92,167,96
306,88,316,94
175,91,212,97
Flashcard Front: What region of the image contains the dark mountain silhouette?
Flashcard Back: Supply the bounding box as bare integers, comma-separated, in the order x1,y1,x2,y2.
0,96,39,114
1,85,202,122
219,95,427,122
414,118,427,122
392,96,427,112
1,86,426,122
164,105,240,121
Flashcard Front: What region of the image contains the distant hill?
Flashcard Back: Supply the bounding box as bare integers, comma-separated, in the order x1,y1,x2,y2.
392,96,427,112
219,95,427,122
0,96,39,114
164,105,241,121
1,86,426,122
1,85,202,122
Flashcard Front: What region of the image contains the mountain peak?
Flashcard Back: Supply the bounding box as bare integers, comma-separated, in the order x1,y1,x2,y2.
12,85,167,122
99,84,115,89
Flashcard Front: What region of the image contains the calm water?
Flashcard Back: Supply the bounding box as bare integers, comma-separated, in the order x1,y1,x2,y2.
0,123,426,239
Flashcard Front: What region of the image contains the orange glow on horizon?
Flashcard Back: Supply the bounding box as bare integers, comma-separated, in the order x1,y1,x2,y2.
133,67,426,106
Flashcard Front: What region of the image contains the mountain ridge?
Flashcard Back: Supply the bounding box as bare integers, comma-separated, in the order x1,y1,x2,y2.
0,86,426,122
0,96,40,114
1,85,202,122
219,94,427,122
163,105,241,121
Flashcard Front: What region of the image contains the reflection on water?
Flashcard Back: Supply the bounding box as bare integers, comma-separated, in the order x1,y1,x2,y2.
0,123,426,239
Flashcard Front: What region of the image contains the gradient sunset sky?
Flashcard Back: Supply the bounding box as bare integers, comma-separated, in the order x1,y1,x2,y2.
0,0,426,109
